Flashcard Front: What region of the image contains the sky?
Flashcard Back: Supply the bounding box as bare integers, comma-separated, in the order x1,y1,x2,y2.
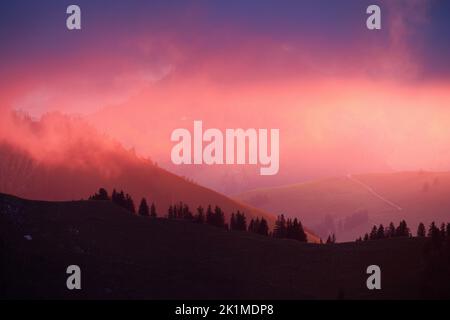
1,0,450,192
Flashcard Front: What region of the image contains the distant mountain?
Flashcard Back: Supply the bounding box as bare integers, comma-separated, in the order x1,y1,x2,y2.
0,113,319,242
235,172,450,241
1,192,443,299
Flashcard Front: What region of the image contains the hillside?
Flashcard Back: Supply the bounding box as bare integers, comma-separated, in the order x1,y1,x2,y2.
0,141,273,226
0,113,320,242
0,192,442,300
235,172,450,241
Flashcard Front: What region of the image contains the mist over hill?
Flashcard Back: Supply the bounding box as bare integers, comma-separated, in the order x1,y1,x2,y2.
0,112,319,242
236,172,450,241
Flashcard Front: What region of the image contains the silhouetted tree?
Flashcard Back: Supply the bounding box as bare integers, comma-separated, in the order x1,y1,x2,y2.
205,205,226,228
248,218,256,233
291,218,307,242
183,204,193,220
376,224,385,239
440,223,446,240
206,205,214,225
113,190,125,207
326,234,336,244
168,205,174,219
213,206,226,228
112,189,118,202
363,233,369,241
110,189,135,213
285,218,293,239
370,225,378,240
138,198,150,216
235,211,247,231
386,222,396,238
427,221,436,237
125,194,136,214
428,222,441,249
273,215,287,239
417,222,426,237
174,202,183,219
396,220,410,237
150,202,157,218
194,206,205,224
230,211,247,231
89,188,110,201
230,213,236,230
258,217,269,236
112,190,124,208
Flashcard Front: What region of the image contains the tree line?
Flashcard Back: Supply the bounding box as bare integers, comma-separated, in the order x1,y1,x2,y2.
424,221,450,251
89,187,156,217
272,214,307,242
421,221,450,298
356,220,450,246
354,219,450,298
88,188,307,243
167,203,273,238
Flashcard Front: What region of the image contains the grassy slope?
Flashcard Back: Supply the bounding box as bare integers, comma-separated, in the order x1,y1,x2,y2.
0,193,430,300
235,171,450,241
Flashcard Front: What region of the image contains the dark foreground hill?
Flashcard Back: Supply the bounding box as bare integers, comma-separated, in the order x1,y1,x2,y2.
0,193,446,300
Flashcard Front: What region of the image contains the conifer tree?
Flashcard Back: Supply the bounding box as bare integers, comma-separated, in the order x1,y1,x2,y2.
89,188,110,201
440,223,446,240
150,202,157,218
387,222,396,238
230,213,236,231
110,189,135,213
428,222,441,249
417,222,426,237
273,215,286,239
138,198,150,216
206,205,214,225
168,205,174,219
258,217,269,236
195,206,205,224
297,219,307,242
112,189,118,202
235,211,247,231
125,194,136,214
248,219,255,233
370,225,378,240
396,220,410,237
376,224,385,239
216,206,226,228
326,235,333,244
183,204,193,220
